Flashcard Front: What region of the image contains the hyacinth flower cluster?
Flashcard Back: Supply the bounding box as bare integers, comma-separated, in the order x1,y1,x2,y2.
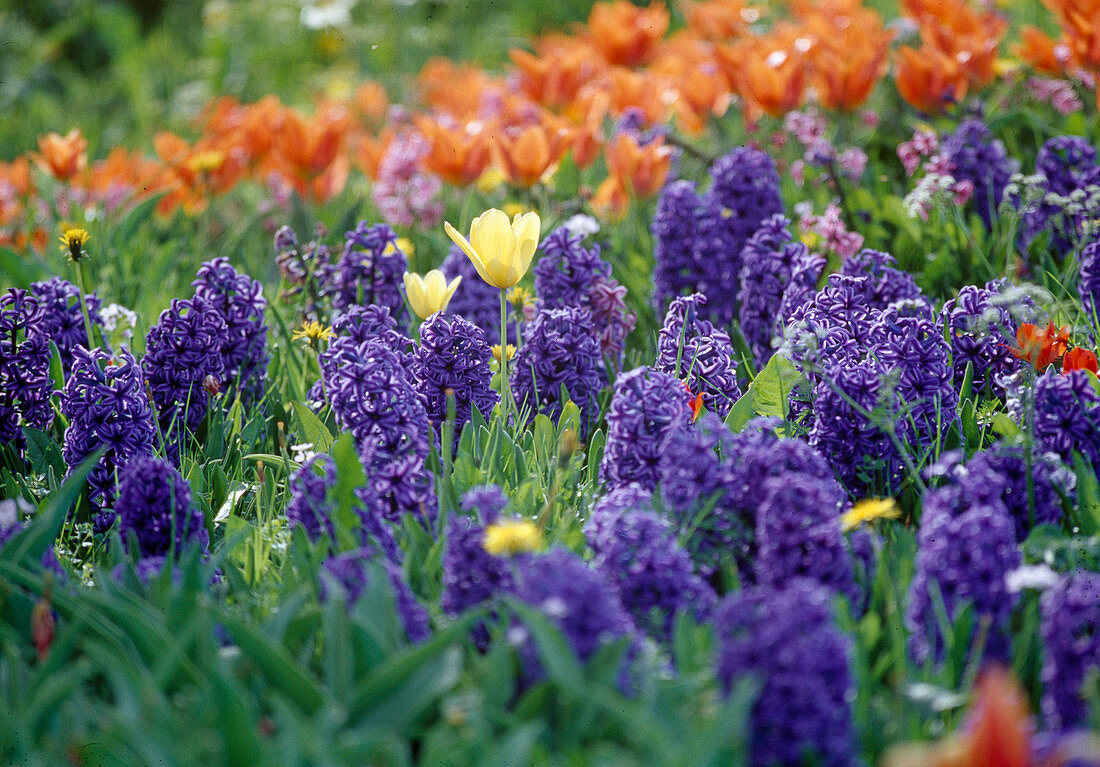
440,486,513,650
660,415,843,580
939,118,1018,231
512,546,636,682
533,226,635,360
906,482,1021,666
284,454,400,563
1081,234,1100,327
321,548,431,644
652,147,783,323
410,312,498,436
142,294,228,462
736,214,825,368
928,445,1072,543
191,257,269,407
273,224,338,318
29,276,103,370
600,366,691,492
61,347,156,525
784,250,956,494
1032,369,1100,471
655,293,740,417
318,306,436,528
371,130,443,229
586,497,715,641
1021,135,1100,257
753,474,858,607
441,245,515,345
1040,572,1100,730
114,455,209,559
940,282,1023,397
510,305,606,428
713,579,858,767
333,221,408,320
0,289,54,447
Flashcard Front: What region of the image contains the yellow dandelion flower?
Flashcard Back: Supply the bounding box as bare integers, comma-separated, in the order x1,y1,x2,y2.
841,498,900,533
506,286,534,312
483,518,542,556
492,343,516,363
292,320,335,349
475,166,506,194
58,228,91,262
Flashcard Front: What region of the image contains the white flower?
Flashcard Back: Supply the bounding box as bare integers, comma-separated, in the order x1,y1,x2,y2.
99,303,137,342
1005,563,1060,593
290,443,317,464
562,214,600,239
300,0,355,30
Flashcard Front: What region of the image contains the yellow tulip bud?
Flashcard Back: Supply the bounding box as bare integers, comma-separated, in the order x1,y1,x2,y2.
444,208,541,289
403,269,462,319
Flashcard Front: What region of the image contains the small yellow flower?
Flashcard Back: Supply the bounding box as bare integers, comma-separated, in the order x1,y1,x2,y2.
483,518,542,556
403,269,461,319
444,208,541,289
475,166,506,194
506,286,534,312
395,237,415,257
187,150,225,175
841,498,900,533
800,231,821,249
502,202,528,219
292,320,335,349
492,344,516,363
59,228,91,262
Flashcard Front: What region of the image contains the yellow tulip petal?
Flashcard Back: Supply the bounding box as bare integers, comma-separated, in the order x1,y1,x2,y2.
470,209,516,287
445,220,494,286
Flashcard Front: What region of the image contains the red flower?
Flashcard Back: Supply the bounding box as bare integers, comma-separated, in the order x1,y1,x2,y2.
1009,322,1069,371
1063,347,1099,374
682,382,704,422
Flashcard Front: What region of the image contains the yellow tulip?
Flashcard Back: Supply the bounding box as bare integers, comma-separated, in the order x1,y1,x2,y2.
444,208,541,289
403,269,462,319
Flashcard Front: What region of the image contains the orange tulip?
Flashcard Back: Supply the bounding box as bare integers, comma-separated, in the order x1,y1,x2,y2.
585,0,669,67
1042,0,1100,70
799,5,894,111
413,115,492,187
883,667,1031,767
591,176,630,221
1063,347,1099,374
352,81,389,125
650,33,733,128
34,129,88,182
511,45,603,109
418,58,494,120
604,132,673,199
491,121,573,188
903,0,1008,88
271,105,351,201
894,44,969,113
718,31,808,121
152,131,246,216
1009,321,1071,371
1016,25,1071,75
682,0,752,41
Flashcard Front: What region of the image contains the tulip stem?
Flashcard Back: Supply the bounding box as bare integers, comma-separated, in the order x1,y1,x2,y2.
499,288,510,424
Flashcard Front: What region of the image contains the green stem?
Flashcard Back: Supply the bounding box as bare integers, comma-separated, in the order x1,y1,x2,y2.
499,288,510,425
73,261,95,350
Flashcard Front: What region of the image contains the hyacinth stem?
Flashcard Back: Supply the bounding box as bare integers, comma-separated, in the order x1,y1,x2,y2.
499,288,510,424
73,261,95,351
